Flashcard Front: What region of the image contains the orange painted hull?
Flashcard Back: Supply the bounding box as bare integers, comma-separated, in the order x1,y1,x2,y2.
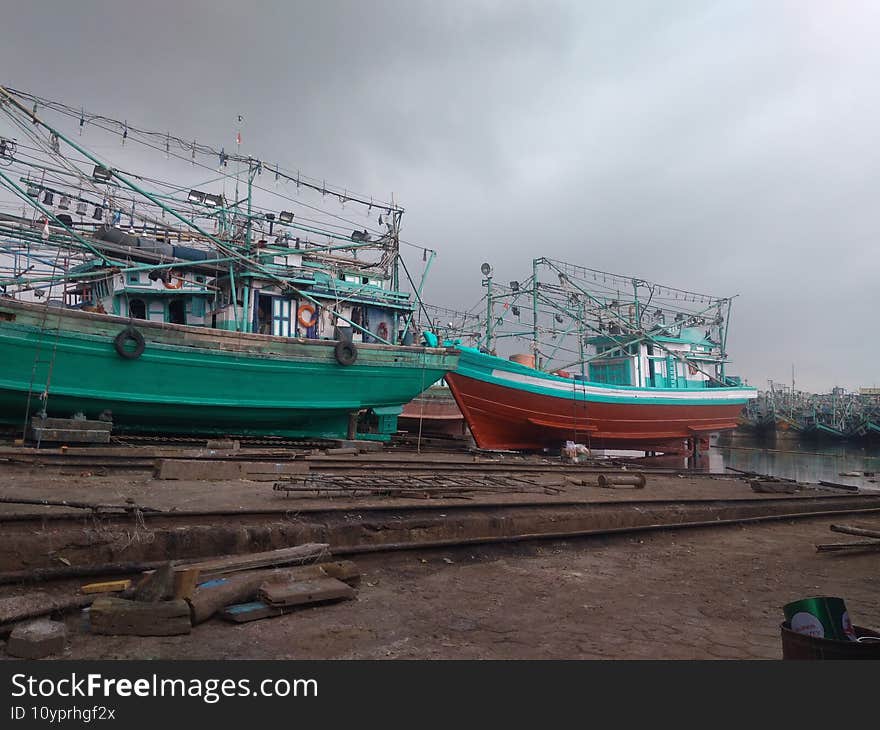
446,372,745,452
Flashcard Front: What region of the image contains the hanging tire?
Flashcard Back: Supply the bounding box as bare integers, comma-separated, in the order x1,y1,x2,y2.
114,326,146,360
334,340,358,366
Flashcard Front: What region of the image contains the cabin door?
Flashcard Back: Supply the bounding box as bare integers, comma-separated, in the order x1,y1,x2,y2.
271,297,292,337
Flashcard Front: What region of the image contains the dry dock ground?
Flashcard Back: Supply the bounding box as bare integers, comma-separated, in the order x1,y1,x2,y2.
0,456,878,660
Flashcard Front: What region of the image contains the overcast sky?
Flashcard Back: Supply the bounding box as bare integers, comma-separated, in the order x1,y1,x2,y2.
2,1,879,392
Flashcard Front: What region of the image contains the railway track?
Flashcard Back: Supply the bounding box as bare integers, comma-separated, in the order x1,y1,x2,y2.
0,444,687,475
1,494,879,582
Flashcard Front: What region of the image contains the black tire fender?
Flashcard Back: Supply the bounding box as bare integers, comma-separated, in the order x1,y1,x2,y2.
334,340,358,366
114,326,146,360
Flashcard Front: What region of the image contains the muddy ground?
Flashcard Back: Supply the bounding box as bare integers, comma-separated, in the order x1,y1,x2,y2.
6,513,876,660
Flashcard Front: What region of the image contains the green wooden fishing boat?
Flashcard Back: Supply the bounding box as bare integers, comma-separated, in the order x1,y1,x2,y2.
0,298,456,439
0,85,458,440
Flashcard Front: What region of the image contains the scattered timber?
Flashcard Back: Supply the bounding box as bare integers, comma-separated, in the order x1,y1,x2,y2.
829,524,880,540
132,563,175,602
818,480,860,492
188,573,266,625
750,479,799,494
0,560,171,586
259,577,355,608
173,543,331,579
0,496,160,513
89,596,191,636
815,523,880,552
191,561,361,623
0,591,93,630
816,540,880,552
725,466,799,483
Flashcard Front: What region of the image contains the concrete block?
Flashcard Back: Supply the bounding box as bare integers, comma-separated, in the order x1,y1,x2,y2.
6,619,67,659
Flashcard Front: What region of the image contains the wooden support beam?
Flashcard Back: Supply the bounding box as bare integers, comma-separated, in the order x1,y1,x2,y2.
830,524,880,540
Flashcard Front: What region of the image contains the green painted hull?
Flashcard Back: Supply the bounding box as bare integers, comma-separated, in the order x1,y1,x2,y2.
0,299,458,439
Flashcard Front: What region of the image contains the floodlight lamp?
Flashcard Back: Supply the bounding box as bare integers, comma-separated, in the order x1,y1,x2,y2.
279,211,294,223
509,281,519,292
187,190,206,204
480,262,492,276
92,166,112,182
264,213,276,221
203,193,224,207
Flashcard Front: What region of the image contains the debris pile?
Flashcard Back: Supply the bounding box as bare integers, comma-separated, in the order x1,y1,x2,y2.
0,542,361,658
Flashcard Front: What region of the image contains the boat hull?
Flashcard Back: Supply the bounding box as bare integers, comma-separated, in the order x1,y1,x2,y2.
446,347,756,452
0,299,458,439
399,385,467,438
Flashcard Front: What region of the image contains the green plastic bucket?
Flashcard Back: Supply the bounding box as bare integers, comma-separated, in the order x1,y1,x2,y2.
782,597,856,642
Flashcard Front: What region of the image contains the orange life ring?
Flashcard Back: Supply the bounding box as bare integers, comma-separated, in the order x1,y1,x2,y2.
163,275,184,290
297,303,317,328
376,321,389,341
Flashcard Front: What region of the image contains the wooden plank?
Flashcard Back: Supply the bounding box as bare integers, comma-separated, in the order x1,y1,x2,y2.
0,592,93,627
172,568,201,601
816,540,880,551
830,524,880,540
133,563,175,602
81,579,131,595
219,601,286,623
818,480,860,492
750,479,799,494
175,543,330,579
259,577,355,608
89,597,191,636
262,560,361,587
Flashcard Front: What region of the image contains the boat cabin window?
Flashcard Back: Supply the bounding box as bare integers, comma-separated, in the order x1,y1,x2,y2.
128,298,146,320
168,298,186,325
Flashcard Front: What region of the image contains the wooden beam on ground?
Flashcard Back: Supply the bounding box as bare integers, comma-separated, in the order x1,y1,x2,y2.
0,592,93,629
830,524,880,540
816,540,880,552
187,573,267,625
89,597,191,636
259,577,355,608
174,543,330,579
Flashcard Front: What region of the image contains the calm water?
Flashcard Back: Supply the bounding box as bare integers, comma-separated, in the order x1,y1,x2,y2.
705,432,880,492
